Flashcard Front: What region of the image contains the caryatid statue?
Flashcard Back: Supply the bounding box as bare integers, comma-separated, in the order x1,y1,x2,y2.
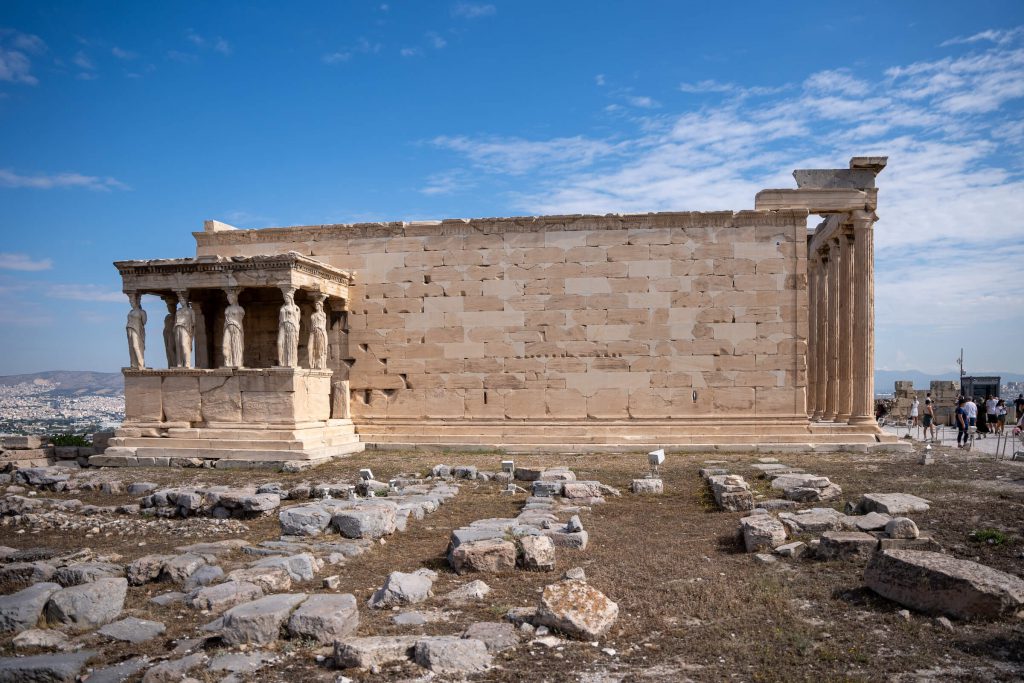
125,292,147,369
277,286,301,368
308,294,328,370
162,295,177,367
222,288,245,368
172,290,195,368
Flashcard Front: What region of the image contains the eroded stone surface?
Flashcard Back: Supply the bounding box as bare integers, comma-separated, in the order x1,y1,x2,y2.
534,580,619,640
414,636,492,674
220,593,308,645
368,572,432,609
44,578,127,630
287,593,358,644
449,538,517,574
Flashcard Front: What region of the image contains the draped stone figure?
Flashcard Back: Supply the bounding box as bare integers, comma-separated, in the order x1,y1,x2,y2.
308,295,329,370
173,291,195,368
162,296,177,368
222,288,245,368
277,288,300,368
125,292,147,369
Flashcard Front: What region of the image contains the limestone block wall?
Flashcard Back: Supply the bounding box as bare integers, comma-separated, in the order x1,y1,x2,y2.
194,210,810,423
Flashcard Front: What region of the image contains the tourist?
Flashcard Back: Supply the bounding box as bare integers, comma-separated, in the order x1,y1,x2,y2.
923,399,936,442
996,399,1007,434
955,398,969,448
910,397,920,428
1015,394,1024,420
964,396,978,431
985,395,998,432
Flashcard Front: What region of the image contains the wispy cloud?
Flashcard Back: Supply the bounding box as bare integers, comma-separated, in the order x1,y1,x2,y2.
595,74,605,86
626,95,660,109
679,79,736,93
174,29,232,61
452,2,496,19
72,51,95,71
400,47,420,58
0,253,53,271
430,135,627,175
111,46,136,60
420,169,472,196
426,32,447,49
214,38,232,56
322,38,381,66
47,284,124,303
0,29,46,85
941,26,1024,47
0,169,129,191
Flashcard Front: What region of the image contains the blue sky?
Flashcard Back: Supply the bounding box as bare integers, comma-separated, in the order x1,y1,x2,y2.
1,1,1022,377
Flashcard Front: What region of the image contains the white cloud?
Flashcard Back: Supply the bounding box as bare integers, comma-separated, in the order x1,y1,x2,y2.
427,32,447,49
595,74,605,86
626,95,660,109
941,26,1024,47
679,79,735,93
804,69,870,96
185,28,204,47
47,284,124,303
73,51,95,70
400,47,420,58
0,253,52,271
111,46,136,60
452,2,496,18
322,51,351,64
214,38,232,56
0,30,46,85
420,170,471,196
431,135,627,175
0,169,129,191
322,38,381,65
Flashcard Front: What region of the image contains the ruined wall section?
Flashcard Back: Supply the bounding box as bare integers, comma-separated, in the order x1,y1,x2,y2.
194,210,809,422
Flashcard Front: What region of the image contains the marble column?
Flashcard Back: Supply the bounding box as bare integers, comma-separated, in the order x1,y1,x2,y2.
849,210,878,427
192,301,209,369
161,295,177,368
813,250,828,421
823,239,840,421
835,231,854,422
806,256,818,418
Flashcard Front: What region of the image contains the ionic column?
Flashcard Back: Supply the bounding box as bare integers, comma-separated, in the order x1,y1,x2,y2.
823,239,840,421
813,250,828,420
835,231,854,422
849,210,878,427
806,255,818,418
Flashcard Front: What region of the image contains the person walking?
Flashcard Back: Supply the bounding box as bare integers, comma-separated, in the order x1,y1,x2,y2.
910,397,920,428
996,399,1007,435
923,398,937,442
956,398,969,449
964,396,978,431
985,395,998,435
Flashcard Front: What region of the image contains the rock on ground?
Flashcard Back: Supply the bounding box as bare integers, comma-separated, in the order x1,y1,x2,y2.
187,581,263,612
816,531,878,561
12,628,69,650
220,593,308,645
444,580,491,603
865,549,1024,620
331,507,397,540
97,617,166,643
414,636,492,674
54,562,124,587
886,517,920,539
449,538,517,574
44,578,127,630
368,571,432,609
739,515,787,553
208,651,274,674
252,553,317,582
226,567,292,593
859,493,931,515
519,535,556,571
0,651,96,683
534,579,619,640
631,478,663,494
287,593,358,644
333,635,418,669
140,652,206,683
462,621,519,652
0,582,61,633
279,504,333,536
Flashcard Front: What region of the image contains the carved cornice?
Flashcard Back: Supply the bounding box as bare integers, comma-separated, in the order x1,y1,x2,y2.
114,252,355,286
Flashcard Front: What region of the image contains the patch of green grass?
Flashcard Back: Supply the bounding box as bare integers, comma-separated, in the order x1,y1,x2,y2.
969,528,1008,545
50,433,90,447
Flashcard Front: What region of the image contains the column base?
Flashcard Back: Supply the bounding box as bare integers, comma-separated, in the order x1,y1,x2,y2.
811,411,824,421
834,412,851,422
848,415,880,430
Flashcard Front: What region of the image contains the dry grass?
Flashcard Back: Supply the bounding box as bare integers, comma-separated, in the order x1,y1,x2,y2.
1,445,1023,681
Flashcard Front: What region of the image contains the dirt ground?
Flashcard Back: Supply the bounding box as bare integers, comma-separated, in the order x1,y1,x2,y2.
2,442,1023,682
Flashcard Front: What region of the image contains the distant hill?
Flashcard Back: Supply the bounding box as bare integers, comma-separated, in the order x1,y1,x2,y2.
875,370,1024,393
0,371,123,396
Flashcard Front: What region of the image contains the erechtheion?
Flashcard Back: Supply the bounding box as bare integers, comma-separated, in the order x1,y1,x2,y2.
100,156,896,468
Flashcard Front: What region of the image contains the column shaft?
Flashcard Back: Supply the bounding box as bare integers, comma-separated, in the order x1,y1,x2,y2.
813,251,828,420
823,241,839,420
806,255,818,418
193,301,208,369
849,211,878,426
835,232,854,421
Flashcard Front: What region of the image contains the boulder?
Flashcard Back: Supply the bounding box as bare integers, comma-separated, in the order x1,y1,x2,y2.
187,580,263,612
333,635,418,669
252,553,317,582
279,504,333,536
778,508,848,533
140,652,206,683
534,579,618,640
519,535,556,571
44,578,127,629
11,628,69,650
631,478,663,494
331,507,397,539
774,541,807,559
739,515,787,552
540,467,576,481
87,656,149,683
444,580,491,603
463,621,519,652
865,549,1024,620
183,564,223,591
368,571,433,609
226,567,292,593
127,555,173,585
54,562,124,587
449,538,517,574
161,553,208,583
854,512,892,532
287,593,359,644
97,616,166,643
220,593,308,645
414,636,492,674
816,531,878,561
0,582,61,633
859,493,931,515
885,517,920,539
561,481,602,499
0,651,96,683
208,651,274,675
543,529,589,550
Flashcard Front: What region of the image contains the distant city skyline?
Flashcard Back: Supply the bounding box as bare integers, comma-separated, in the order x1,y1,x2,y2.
1,1,1022,375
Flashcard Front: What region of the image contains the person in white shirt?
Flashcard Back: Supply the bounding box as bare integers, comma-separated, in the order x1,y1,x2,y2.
910,398,920,427
964,398,978,430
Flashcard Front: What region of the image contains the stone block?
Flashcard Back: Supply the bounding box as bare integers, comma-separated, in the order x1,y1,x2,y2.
162,375,202,423
124,375,162,422
200,374,242,423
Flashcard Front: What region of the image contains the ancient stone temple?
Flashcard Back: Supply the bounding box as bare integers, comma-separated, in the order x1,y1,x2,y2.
102,156,895,466
102,253,364,468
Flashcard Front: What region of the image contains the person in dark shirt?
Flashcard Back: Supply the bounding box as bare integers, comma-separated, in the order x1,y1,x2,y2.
955,399,969,449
